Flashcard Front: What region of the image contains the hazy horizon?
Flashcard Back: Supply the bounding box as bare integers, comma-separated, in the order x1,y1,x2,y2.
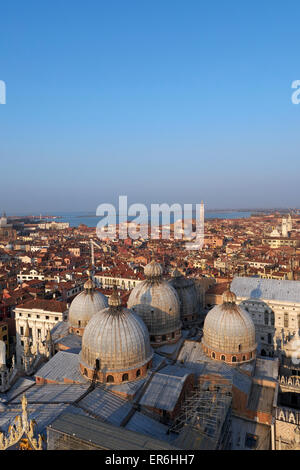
4,206,299,218
1,1,300,212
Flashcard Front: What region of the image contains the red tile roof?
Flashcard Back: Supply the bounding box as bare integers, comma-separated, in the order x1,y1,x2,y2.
15,298,67,312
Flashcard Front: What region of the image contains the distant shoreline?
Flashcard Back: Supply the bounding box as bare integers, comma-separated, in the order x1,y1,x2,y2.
46,208,295,218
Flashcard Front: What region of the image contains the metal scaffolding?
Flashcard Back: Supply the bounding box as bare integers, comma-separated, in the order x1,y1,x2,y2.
169,381,232,449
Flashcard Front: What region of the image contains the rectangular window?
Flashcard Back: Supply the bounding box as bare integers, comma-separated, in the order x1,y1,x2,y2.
284,313,289,328
268,333,272,344
20,326,24,335
2,335,7,341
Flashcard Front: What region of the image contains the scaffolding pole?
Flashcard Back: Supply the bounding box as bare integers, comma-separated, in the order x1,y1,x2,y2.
169,382,232,449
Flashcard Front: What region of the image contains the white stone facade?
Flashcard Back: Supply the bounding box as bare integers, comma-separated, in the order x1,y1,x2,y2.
14,305,68,367
231,277,300,356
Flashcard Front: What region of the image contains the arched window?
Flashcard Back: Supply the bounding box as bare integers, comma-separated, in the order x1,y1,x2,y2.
221,355,225,361
171,332,175,338
78,320,81,327
232,356,237,363
211,352,216,359
238,344,241,352
242,356,246,361
95,359,100,370
122,373,128,382
136,369,141,377
106,375,114,383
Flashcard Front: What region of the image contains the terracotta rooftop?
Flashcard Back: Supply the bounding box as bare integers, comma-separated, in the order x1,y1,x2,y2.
15,298,67,312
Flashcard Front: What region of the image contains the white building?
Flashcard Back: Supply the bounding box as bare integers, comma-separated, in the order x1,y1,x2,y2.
93,272,143,291
14,298,68,367
17,269,61,284
38,221,70,230
231,277,300,357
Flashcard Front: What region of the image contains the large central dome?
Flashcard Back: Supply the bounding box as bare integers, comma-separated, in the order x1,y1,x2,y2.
202,290,257,364
80,289,153,384
127,260,182,346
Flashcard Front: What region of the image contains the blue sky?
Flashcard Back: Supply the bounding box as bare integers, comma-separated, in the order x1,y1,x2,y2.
0,0,300,213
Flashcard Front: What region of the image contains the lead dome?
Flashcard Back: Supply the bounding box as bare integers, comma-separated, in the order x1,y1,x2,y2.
80,289,153,384
168,268,199,327
127,260,182,346
68,276,108,335
202,290,257,364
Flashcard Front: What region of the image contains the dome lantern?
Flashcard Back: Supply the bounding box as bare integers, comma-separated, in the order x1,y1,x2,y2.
144,260,163,281
222,290,237,304
108,287,122,310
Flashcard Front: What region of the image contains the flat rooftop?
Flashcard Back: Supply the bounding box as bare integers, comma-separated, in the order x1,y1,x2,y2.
47,412,178,450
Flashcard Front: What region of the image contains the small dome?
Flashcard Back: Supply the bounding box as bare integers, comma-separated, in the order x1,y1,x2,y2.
128,262,181,343
80,301,153,380
68,279,108,332
202,292,256,363
144,260,163,279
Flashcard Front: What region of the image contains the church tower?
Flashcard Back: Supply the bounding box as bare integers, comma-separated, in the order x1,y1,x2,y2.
282,217,288,238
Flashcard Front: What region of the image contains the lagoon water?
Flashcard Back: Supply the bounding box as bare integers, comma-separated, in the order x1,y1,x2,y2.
41,210,253,228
